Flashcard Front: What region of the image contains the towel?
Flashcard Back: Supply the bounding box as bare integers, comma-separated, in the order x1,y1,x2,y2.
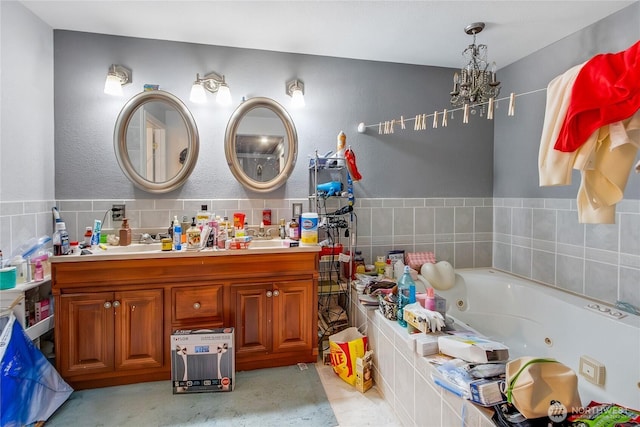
554,40,640,153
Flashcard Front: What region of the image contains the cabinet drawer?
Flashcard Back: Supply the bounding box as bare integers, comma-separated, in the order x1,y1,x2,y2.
172,286,224,323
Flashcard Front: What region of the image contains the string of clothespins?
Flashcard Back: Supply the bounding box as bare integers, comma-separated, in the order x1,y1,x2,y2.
356,88,547,134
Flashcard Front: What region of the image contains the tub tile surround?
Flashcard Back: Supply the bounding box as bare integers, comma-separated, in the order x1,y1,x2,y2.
352,298,495,427
1,196,638,309
493,198,640,310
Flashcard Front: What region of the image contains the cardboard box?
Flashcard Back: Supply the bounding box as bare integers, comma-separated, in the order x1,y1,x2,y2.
438,334,509,363
355,350,373,393
35,299,50,323
171,328,235,394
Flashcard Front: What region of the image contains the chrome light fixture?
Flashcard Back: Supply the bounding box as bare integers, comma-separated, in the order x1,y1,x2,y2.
190,71,232,106
450,22,500,108
104,64,131,96
286,79,305,108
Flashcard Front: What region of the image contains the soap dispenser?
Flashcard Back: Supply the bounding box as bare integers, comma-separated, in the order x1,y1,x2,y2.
119,218,131,246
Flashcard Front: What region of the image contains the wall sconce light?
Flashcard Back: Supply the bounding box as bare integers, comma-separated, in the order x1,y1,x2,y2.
286,79,305,108
190,72,232,106
104,64,131,96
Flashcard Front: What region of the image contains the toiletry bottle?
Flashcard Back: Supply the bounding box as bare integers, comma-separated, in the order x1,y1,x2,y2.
425,287,436,311
289,218,299,240
53,219,71,256
384,259,394,279
353,251,365,275
90,219,102,247
206,219,218,248
217,226,227,250
397,265,416,328
173,216,182,251
119,218,132,246
186,217,201,250
279,218,287,239
375,256,386,275
167,220,174,240
181,216,190,244
34,260,44,281
84,227,93,246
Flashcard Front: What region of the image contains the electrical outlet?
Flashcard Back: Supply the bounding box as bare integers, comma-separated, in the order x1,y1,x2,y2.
112,204,125,222
579,355,605,386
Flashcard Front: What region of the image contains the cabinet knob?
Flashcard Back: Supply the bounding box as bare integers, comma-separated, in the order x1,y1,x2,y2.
104,302,112,309
193,302,201,309
266,291,273,298
273,290,280,297
113,300,120,308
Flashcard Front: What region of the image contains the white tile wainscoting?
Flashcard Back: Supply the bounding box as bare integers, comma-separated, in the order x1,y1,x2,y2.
350,291,496,427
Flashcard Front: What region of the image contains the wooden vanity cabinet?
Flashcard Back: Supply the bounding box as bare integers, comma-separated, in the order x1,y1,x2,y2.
232,279,314,370
58,289,163,379
52,250,319,389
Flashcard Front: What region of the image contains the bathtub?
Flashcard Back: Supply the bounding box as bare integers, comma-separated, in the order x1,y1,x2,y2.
423,268,640,409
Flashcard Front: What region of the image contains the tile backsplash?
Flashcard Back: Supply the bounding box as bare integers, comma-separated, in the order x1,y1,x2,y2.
1,197,638,310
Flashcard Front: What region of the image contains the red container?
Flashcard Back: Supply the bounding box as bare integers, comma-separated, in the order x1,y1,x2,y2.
320,243,343,257
262,209,271,225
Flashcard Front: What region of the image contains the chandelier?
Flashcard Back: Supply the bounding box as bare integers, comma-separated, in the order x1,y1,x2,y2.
450,22,501,108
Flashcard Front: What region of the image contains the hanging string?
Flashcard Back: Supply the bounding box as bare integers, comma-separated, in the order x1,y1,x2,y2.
358,87,547,134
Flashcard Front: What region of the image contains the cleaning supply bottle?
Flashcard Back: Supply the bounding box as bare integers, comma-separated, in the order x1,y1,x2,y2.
186,217,201,250
172,216,182,251
425,287,436,311
119,218,131,246
397,265,416,328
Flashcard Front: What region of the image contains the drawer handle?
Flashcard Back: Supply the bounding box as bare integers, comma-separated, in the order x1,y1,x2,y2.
273,290,280,297
266,291,273,298
193,302,201,309
104,302,112,309
113,300,120,308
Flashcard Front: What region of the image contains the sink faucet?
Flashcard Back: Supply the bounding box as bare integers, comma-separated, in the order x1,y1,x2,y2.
139,233,157,244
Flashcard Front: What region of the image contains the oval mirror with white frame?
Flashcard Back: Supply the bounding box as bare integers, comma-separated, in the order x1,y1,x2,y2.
224,97,298,193
114,90,199,193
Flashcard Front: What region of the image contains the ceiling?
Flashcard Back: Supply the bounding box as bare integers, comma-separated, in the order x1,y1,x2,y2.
20,0,636,69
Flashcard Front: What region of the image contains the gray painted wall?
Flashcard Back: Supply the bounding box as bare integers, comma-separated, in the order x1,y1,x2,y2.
53,31,494,201
494,2,640,198
0,1,54,201
0,2,55,256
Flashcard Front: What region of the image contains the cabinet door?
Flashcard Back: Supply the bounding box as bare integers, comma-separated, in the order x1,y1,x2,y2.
114,289,163,370
59,292,114,377
271,280,313,353
232,284,270,356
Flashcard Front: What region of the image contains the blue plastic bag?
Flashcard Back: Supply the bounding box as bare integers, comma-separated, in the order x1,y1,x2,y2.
0,313,73,427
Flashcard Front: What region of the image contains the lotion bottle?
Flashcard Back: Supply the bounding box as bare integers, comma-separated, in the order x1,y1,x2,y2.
172,216,182,251
425,287,436,311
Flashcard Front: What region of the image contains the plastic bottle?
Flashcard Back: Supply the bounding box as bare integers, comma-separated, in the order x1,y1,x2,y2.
181,216,190,244
375,256,386,275
384,258,394,279
172,216,182,251
186,217,201,250
425,287,436,311
84,227,93,246
53,219,71,256
397,265,416,328
353,251,365,275
119,218,131,246
279,218,287,239
196,205,211,230
34,260,44,281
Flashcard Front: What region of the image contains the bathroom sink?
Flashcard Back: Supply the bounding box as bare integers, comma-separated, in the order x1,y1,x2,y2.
248,239,295,249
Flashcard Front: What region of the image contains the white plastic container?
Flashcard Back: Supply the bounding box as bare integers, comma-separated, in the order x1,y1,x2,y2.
300,212,318,246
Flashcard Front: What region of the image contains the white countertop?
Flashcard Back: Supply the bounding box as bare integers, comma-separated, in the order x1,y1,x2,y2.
50,242,320,263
